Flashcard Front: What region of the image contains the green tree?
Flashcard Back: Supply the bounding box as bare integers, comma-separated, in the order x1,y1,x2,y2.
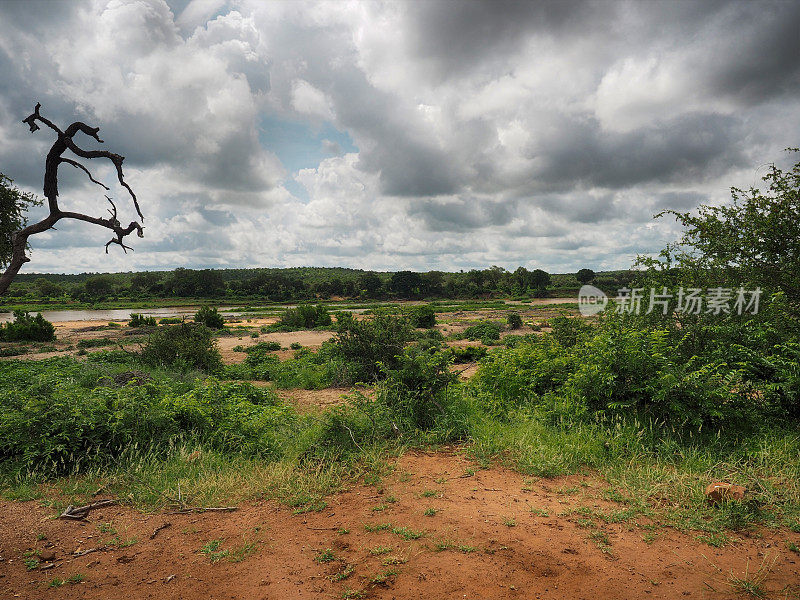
576,268,596,285
391,270,422,298
0,173,42,269
35,278,63,298
660,149,800,304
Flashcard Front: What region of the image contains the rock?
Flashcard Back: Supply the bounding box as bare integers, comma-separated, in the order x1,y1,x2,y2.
705,482,746,504
39,550,56,562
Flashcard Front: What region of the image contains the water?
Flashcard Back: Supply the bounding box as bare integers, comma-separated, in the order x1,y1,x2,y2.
0,306,237,324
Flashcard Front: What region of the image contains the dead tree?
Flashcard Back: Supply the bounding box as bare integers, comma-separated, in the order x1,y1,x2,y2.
0,103,143,295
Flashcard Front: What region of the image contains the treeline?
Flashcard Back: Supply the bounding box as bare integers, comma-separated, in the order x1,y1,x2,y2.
4,265,634,304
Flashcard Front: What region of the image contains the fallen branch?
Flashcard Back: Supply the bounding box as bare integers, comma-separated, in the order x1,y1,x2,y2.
164,506,238,515
59,499,117,520
73,545,110,557
150,522,172,539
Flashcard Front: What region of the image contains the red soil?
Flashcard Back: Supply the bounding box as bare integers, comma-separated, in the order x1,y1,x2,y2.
2,450,798,599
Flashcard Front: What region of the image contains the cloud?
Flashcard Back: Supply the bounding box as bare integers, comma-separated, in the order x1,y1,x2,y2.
0,0,798,275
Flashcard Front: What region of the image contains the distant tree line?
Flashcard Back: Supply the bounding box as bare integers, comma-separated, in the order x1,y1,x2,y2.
2,265,633,304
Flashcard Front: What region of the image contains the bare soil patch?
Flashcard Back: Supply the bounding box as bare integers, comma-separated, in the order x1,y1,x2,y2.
2,450,798,600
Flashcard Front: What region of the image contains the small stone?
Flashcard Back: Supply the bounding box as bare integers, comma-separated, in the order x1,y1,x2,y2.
39,550,56,562
705,482,746,504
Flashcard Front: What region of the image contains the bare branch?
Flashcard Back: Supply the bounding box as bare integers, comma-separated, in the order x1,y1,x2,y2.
0,103,145,295
60,158,110,191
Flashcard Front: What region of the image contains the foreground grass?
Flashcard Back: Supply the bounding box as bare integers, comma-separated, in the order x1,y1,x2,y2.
468,410,800,537
1,355,799,541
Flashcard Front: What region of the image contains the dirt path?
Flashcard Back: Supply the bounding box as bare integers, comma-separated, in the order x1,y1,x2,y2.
2,451,797,600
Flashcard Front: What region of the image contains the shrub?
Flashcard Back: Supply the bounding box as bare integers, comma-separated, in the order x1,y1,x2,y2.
507,312,523,330
141,323,222,373
411,305,436,329
0,359,294,474
245,341,282,354
450,345,487,363
278,305,331,329
158,317,182,325
0,311,55,342
194,306,225,329
76,338,114,349
128,313,157,328
235,342,342,389
290,342,302,350
462,322,501,343
547,315,593,348
379,346,458,429
333,312,414,383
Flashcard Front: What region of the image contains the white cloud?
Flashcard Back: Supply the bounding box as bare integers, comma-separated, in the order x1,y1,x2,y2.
0,0,798,275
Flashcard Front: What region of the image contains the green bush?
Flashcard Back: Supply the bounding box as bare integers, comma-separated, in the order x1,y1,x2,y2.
234,342,342,389
450,345,487,363
333,312,414,383
158,317,182,325
128,313,157,328
0,359,295,474
507,312,523,330
278,305,331,329
245,341,281,354
411,305,436,329
0,311,55,342
76,338,114,349
462,322,501,343
194,306,225,329
141,323,222,373
379,346,458,429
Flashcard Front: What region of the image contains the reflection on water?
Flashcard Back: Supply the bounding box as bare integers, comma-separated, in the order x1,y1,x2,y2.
0,305,368,324
0,306,234,324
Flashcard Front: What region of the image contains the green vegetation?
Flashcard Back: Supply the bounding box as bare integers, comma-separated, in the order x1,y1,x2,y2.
0,310,55,342
141,323,223,373
194,305,225,329
1,173,42,269
128,313,157,328
277,304,332,329
2,152,800,553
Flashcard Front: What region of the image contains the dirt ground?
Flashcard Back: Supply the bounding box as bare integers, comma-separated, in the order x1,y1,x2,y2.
1,450,798,600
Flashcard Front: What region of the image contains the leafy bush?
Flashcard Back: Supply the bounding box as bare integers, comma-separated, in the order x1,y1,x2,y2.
379,346,458,429
450,345,487,363
547,315,594,348
278,304,331,329
0,311,55,342
128,313,157,328
158,317,182,325
290,342,302,350
141,323,222,373
233,342,342,389
507,312,523,330
333,312,414,383
411,305,436,328
0,359,295,474
76,338,114,349
470,335,578,417
462,321,501,343
245,341,282,355
194,306,225,329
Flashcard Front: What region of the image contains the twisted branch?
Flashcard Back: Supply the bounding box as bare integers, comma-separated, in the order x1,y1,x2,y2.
0,103,144,295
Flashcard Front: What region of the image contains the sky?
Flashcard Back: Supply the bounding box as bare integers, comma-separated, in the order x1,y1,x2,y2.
0,0,798,275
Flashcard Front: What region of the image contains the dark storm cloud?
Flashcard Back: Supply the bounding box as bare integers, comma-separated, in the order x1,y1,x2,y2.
406,0,593,78
2,0,799,273
532,112,746,191
409,197,517,232
704,1,800,105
